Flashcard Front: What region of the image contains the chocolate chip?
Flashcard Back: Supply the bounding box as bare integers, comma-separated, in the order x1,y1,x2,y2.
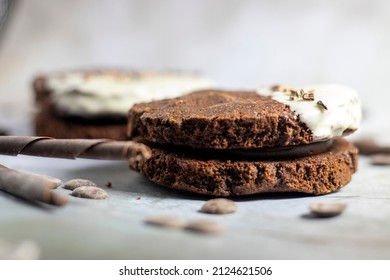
70,186,108,199
370,154,390,166
309,202,346,218
144,215,187,229
200,198,237,214
185,219,224,235
63,179,97,190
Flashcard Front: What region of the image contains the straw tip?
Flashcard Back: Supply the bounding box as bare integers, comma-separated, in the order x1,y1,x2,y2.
50,191,68,206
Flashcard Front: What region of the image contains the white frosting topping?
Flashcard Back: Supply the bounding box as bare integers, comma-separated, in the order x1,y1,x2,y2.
46,71,215,117
257,84,362,141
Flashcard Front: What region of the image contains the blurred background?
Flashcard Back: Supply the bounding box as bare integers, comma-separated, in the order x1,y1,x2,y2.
1,0,390,260
0,0,389,137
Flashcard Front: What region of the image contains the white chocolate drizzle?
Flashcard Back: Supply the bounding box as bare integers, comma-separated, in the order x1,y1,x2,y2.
46,71,215,117
257,84,362,141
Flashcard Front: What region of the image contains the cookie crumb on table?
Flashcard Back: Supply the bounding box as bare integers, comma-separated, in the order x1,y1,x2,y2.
185,219,224,235
309,202,346,218
70,186,108,199
144,215,187,229
63,179,97,190
200,198,237,214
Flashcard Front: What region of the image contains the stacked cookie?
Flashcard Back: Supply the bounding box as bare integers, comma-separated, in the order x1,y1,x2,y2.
32,72,362,196
127,85,361,196
33,70,214,140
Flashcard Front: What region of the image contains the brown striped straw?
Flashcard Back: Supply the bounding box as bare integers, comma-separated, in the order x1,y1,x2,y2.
0,164,67,206
0,136,152,160
0,136,152,206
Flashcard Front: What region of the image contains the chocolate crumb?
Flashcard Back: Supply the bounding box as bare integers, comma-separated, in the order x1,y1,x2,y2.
136,197,141,200
273,87,315,101
200,198,237,214
271,84,282,92
309,202,346,218
271,85,292,93
70,186,108,199
63,179,97,190
105,181,112,188
290,89,299,100
302,90,315,101
317,100,328,111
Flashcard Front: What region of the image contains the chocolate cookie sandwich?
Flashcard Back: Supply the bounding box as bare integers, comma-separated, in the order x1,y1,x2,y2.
33,70,215,140
127,84,361,196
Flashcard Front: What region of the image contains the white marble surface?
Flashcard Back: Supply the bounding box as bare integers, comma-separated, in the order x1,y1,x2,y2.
1,0,390,260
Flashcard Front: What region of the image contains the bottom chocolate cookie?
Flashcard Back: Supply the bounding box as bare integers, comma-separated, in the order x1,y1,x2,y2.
129,138,358,196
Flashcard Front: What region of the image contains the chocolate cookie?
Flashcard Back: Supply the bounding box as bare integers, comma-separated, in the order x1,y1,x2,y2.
33,70,215,140
128,90,313,149
128,86,361,148
128,86,361,196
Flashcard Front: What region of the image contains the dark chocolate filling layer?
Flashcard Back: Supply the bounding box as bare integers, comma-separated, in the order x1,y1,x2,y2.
224,139,334,159
53,112,127,125
151,139,334,161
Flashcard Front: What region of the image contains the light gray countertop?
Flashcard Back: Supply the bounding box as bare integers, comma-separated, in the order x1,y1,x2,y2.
1,0,390,260
1,129,390,259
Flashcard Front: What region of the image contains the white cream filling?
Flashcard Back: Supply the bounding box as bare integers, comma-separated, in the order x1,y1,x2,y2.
257,84,362,141
46,71,215,117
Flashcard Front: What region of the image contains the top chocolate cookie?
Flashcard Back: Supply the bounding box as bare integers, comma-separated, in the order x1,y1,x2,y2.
128,85,361,149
